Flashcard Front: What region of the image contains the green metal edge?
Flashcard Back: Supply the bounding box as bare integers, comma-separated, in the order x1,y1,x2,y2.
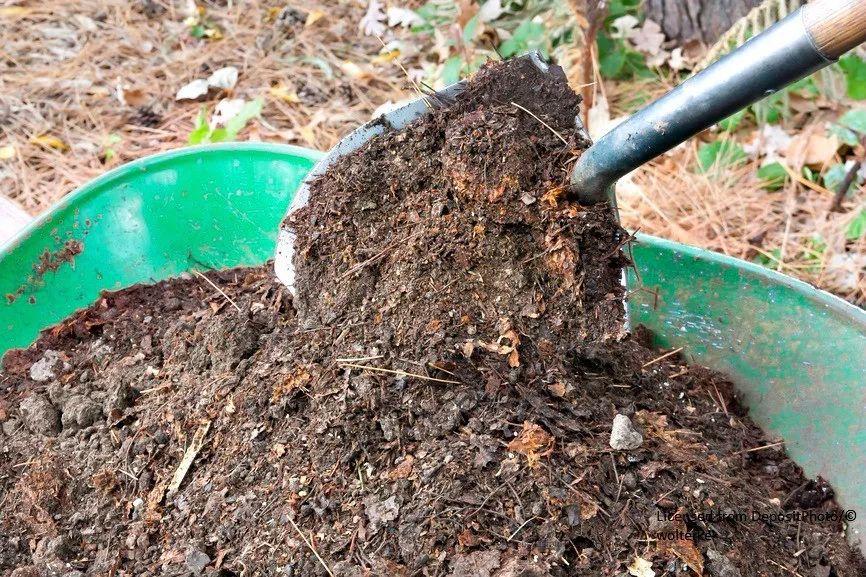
0,143,322,356
629,234,866,546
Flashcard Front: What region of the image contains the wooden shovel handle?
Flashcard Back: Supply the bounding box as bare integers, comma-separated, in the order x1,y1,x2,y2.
803,0,866,59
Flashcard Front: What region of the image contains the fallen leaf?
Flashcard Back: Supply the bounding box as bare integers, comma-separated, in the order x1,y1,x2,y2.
610,14,639,39
578,495,599,520
387,455,415,480
271,366,311,401
386,7,421,28
628,19,665,56
635,410,669,431
117,86,148,107
176,78,210,101
359,0,386,36
668,539,704,576
663,508,704,575
743,124,792,160
212,98,246,126
457,0,479,27
207,66,239,90
508,421,554,467
269,84,301,103
785,133,839,167
0,7,30,17
340,60,373,80
478,0,504,22
628,556,656,577
30,135,68,151
305,10,325,27
547,382,566,397
638,461,667,479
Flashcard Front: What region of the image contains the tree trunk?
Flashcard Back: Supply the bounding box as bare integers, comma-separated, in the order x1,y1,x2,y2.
645,0,764,44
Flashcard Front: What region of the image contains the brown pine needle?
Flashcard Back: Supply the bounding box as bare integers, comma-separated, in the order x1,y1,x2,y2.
511,101,568,145
641,346,684,369
192,270,242,313
334,354,384,363
732,441,785,455
779,162,835,197
339,362,460,384
286,516,334,577
767,559,805,577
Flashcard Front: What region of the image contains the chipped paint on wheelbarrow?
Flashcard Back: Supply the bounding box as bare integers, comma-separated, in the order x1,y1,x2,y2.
0,143,864,549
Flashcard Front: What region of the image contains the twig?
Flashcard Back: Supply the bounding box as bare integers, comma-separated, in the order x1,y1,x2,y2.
333,355,384,363
511,101,568,145
712,383,729,417
507,516,538,541
732,441,785,455
767,559,805,577
339,362,460,384
641,346,684,369
830,159,862,212
192,270,242,313
337,234,416,282
167,420,212,498
374,34,427,106
286,516,335,577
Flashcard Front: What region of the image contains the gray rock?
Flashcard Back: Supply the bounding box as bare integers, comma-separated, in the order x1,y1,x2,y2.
61,395,102,430
609,414,643,450
19,394,61,435
33,535,69,575
185,548,210,574
449,550,501,577
2,418,20,436
29,350,61,382
364,494,399,533
706,550,742,577
103,382,138,417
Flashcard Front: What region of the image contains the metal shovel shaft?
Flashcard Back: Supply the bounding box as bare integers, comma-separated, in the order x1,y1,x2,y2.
571,0,865,204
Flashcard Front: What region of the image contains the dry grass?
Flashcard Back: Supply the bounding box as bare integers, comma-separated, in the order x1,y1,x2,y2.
619,143,866,305
1,0,864,305
0,0,407,213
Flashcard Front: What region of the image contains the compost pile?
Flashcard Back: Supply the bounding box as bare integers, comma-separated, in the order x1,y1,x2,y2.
1,58,864,577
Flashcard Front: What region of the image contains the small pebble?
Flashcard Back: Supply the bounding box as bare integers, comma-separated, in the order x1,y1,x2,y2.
609,414,643,451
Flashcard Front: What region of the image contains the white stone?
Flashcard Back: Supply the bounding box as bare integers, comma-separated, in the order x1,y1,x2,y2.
609,414,643,450
29,350,60,382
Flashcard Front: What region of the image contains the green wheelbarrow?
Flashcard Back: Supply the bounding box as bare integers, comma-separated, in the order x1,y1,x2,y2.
1,143,864,549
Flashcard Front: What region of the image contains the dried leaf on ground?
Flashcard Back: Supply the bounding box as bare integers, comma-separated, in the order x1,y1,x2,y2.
785,133,839,168
176,78,210,101
628,556,656,577
30,135,68,151
508,421,553,467
207,66,239,90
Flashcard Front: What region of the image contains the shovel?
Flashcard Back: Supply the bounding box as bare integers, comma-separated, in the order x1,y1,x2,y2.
275,0,866,291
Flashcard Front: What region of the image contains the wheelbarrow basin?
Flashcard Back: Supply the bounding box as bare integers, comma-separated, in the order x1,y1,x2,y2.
1,143,864,548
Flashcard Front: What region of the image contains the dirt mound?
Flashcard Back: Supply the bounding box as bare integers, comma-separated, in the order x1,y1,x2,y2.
1,57,864,577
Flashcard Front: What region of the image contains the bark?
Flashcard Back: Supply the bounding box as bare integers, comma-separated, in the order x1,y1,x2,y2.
645,0,764,44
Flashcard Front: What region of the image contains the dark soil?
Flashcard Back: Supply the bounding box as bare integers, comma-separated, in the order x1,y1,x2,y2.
2,57,864,577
